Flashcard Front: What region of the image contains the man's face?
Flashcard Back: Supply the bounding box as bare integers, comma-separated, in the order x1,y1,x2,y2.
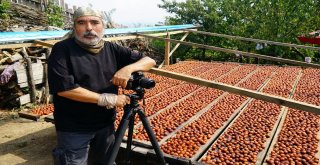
74,16,104,45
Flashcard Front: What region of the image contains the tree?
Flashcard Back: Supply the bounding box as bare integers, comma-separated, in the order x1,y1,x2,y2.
46,0,64,28
158,0,320,63
0,0,10,19
103,8,116,28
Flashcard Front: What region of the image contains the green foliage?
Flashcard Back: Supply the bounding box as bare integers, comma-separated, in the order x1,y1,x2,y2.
150,39,165,52
14,103,36,112
158,0,320,64
0,0,11,19
46,0,64,28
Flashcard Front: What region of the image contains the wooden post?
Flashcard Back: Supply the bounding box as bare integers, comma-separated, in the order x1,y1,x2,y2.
42,48,51,104
159,32,190,68
164,31,170,65
21,47,36,103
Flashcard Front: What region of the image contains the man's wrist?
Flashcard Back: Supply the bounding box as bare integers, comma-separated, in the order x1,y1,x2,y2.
97,93,118,108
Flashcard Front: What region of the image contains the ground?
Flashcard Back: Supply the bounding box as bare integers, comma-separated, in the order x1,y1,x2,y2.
0,110,157,165
0,110,55,165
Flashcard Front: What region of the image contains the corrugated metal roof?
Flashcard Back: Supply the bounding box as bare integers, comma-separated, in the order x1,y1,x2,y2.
0,24,196,43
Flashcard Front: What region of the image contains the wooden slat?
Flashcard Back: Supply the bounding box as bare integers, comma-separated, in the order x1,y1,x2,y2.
104,30,188,42
18,94,31,105
104,35,144,41
185,29,320,51
146,30,188,37
138,33,320,69
44,114,55,123
0,43,43,49
18,111,40,121
149,68,320,114
19,79,44,88
34,40,59,47
15,62,43,84
6,53,23,63
17,74,44,84
15,61,44,87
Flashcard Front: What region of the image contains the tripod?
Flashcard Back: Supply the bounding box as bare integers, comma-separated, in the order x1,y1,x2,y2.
106,88,167,165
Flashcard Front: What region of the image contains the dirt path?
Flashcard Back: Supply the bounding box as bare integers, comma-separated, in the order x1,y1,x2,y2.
0,113,56,165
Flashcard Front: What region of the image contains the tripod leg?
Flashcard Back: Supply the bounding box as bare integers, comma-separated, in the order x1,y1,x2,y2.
125,114,135,164
137,109,167,165
106,108,133,165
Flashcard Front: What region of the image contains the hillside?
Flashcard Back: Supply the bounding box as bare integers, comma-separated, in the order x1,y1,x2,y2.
0,2,48,32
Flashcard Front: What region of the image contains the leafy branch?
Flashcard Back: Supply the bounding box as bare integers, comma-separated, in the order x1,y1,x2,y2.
0,0,11,19
45,0,64,28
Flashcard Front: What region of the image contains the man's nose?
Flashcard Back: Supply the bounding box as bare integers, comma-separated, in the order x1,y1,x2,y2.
86,22,93,31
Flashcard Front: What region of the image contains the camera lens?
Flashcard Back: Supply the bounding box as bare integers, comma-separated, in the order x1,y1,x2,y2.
139,78,155,89
125,72,156,90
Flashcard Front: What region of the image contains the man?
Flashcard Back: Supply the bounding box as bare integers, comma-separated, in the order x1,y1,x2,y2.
48,7,156,165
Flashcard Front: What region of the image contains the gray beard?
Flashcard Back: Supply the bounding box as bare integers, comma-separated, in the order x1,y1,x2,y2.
74,35,101,46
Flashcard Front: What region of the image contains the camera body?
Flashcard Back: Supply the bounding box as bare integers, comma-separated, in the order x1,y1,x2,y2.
125,72,155,91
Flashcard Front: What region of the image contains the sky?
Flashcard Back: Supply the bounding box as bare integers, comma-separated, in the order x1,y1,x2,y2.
64,0,185,27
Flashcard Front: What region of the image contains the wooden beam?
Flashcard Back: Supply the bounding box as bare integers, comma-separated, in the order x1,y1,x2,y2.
169,32,190,57
149,68,320,115
34,40,59,47
147,30,189,37
104,35,144,41
0,40,60,49
18,111,40,121
0,43,43,49
137,33,320,69
164,32,170,65
185,29,320,51
104,30,187,41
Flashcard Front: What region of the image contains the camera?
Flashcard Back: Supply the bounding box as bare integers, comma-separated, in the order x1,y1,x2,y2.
107,72,166,165
125,72,155,90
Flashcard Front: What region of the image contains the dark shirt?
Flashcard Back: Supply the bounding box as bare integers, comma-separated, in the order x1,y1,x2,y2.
48,38,144,132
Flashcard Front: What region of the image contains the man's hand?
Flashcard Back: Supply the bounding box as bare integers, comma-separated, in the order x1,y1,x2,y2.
115,95,130,108
97,93,130,109
112,67,132,88
112,56,156,88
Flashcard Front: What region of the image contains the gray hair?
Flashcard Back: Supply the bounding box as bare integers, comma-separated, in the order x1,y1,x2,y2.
73,7,104,23
62,7,106,40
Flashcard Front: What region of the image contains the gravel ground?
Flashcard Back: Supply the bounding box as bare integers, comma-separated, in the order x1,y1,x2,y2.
0,111,56,165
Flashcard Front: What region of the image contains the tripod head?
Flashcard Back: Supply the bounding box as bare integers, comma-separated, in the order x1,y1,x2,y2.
127,86,145,100
125,72,155,108
125,87,145,108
